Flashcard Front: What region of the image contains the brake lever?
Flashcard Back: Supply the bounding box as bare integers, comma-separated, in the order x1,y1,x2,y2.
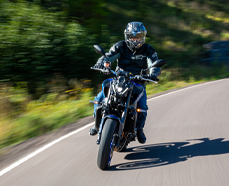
132,75,158,84
141,77,158,84
91,67,102,71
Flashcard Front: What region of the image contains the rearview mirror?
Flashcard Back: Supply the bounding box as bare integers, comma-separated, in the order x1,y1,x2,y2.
151,59,167,68
94,45,106,56
140,59,166,75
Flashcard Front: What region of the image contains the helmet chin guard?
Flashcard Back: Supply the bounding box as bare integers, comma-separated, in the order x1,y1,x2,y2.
124,22,147,52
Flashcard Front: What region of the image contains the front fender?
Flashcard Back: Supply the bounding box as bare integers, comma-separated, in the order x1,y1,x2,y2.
104,115,121,123
99,115,121,134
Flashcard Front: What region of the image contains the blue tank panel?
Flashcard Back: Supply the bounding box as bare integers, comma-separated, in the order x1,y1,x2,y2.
102,79,113,97
131,80,143,87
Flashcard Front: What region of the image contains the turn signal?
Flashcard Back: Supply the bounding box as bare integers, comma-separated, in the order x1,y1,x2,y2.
136,108,147,113
89,100,98,104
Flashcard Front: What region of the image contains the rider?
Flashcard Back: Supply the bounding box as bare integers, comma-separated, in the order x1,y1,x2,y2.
89,22,161,144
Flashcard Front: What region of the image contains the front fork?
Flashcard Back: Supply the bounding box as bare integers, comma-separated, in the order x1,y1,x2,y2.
96,114,120,145
96,90,133,145
94,105,102,131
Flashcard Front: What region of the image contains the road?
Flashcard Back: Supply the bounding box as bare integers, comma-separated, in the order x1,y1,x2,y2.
1,79,229,186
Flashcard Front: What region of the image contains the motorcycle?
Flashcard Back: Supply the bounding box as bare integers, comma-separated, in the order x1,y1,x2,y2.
90,45,166,170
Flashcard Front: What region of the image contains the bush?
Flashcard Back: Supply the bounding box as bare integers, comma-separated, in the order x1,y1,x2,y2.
0,0,97,95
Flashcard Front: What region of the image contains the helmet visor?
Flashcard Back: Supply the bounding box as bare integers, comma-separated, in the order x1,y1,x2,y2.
126,32,145,41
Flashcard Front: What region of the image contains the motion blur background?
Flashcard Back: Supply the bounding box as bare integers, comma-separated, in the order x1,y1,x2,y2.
0,0,229,150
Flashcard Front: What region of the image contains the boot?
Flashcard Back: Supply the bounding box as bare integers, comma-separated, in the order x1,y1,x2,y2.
89,126,98,136
136,129,146,144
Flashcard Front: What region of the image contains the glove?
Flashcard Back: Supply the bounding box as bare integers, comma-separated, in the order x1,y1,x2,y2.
93,63,104,69
92,63,110,75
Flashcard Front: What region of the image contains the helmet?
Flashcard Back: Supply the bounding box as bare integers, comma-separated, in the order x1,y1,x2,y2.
124,22,147,52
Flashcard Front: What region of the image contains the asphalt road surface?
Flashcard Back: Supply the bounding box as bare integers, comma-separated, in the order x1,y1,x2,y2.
1,79,229,186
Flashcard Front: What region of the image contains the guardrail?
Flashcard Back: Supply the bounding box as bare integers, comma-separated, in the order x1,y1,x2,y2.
201,41,229,66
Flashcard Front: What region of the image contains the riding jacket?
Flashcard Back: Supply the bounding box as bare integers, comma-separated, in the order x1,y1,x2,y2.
96,40,161,85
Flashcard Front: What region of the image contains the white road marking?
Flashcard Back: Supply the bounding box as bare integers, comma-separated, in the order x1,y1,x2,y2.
0,122,94,176
148,79,225,101
0,78,226,176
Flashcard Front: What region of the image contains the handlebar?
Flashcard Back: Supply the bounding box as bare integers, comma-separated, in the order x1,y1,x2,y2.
90,67,158,84
131,75,158,83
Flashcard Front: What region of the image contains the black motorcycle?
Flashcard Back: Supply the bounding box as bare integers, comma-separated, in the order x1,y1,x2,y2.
90,45,166,170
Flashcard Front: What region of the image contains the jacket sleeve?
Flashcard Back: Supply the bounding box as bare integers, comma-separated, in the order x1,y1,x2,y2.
96,41,122,65
146,45,161,78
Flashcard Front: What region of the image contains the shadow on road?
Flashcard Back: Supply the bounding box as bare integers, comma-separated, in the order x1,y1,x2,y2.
108,138,229,171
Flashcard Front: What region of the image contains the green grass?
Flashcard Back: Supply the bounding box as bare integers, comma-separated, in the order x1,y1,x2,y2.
0,91,94,149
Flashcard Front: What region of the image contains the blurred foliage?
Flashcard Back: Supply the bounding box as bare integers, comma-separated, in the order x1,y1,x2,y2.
0,0,101,97
0,0,229,95
0,79,94,149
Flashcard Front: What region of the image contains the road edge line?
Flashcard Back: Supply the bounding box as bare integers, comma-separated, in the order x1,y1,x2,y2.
0,122,94,176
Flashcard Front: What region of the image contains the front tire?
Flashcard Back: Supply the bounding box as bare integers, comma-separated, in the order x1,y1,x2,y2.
97,119,117,170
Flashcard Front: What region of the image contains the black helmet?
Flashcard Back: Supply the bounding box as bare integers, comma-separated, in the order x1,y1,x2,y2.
124,22,147,52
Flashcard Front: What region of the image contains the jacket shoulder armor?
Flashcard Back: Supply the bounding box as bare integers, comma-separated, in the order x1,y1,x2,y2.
146,44,156,55
113,40,125,48
146,44,158,59
108,40,125,53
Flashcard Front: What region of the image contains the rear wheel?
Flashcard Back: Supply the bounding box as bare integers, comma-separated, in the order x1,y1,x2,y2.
97,119,117,170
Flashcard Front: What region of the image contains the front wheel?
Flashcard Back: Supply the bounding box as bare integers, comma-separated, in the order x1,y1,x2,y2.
97,119,117,170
